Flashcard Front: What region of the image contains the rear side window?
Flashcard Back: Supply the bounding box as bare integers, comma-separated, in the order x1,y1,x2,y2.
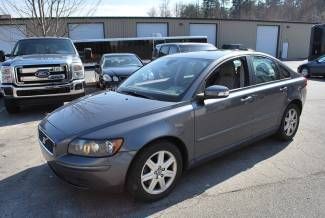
159,46,169,57
251,56,279,84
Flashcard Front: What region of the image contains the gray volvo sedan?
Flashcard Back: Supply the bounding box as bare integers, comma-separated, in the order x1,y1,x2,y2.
39,50,307,201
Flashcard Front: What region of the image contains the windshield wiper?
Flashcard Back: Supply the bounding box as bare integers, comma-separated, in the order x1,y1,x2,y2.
119,90,154,100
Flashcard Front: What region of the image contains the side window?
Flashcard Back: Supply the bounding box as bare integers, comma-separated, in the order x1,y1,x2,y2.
159,46,169,57
169,45,179,54
206,57,249,90
252,56,279,84
278,65,291,79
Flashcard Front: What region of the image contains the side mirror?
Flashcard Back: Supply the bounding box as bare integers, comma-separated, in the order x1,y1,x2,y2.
198,85,230,100
84,48,92,61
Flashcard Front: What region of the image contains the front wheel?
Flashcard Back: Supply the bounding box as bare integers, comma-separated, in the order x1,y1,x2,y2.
276,104,300,141
127,141,183,202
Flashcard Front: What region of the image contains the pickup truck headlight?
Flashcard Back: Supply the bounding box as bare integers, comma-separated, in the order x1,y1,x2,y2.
72,63,85,80
0,66,14,83
68,138,123,157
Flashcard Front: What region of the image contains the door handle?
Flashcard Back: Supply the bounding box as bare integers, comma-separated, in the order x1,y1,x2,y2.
280,86,288,92
241,96,254,102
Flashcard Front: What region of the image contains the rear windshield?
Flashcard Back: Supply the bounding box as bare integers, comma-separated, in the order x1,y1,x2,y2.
180,44,216,52
13,39,76,56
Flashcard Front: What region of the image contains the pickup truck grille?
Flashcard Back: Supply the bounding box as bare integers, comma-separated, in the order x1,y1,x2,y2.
15,64,69,86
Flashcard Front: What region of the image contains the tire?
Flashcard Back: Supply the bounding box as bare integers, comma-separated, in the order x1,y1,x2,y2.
300,67,310,78
276,104,301,141
126,140,183,202
4,99,20,114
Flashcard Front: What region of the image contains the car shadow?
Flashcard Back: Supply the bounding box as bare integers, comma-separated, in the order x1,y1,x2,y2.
0,137,290,217
308,77,325,82
0,87,100,128
0,103,56,127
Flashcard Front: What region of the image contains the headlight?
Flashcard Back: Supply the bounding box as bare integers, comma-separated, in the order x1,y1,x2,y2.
112,76,119,82
68,138,123,157
0,66,14,83
103,74,112,82
72,63,84,80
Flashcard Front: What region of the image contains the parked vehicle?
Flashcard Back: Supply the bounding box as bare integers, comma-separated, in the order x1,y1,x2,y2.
298,55,325,78
152,42,216,59
39,50,306,202
308,24,325,61
74,36,208,63
95,53,143,90
222,44,248,50
0,37,85,113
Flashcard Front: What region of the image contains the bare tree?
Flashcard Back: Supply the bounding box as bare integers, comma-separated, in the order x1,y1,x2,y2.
147,7,158,17
0,0,101,37
159,0,172,17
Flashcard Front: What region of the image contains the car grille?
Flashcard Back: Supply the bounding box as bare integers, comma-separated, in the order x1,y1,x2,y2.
39,129,55,154
15,64,69,86
119,76,128,82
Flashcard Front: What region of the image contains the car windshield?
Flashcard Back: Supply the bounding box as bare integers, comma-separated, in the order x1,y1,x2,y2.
118,57,212,102
180,44,216,52
13,38,76,56
103,55,142,68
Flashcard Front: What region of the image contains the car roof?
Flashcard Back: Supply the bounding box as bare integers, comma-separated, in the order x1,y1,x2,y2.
103,53,138,57
156,42,215,47
19,37,71,40
165,50,274,60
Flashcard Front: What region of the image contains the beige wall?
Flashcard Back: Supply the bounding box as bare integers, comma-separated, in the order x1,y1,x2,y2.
0,17,315,59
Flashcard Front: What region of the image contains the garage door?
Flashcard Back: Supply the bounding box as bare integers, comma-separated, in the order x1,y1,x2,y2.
256,26,279,57
69,23,104,40
0,25,26,53
137,23,168,37
190,24,217,45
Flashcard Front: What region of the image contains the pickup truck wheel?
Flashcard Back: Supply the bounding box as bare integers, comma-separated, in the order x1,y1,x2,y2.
276,104,300,141
4,99,20,114
127,141,183,202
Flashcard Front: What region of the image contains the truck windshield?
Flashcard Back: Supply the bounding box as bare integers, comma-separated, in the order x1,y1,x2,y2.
13,39,76,56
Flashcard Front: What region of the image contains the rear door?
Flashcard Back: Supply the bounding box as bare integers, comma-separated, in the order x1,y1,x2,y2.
248,55,290,136
194,56,256,159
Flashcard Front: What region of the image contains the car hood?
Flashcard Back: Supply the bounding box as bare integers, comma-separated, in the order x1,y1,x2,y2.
102,66,140,76
2,54,80,66
46,91,176,136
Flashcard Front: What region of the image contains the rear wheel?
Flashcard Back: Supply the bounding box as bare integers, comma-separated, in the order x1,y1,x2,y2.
127,141,183,202
4,99,20,114
276,104,300,141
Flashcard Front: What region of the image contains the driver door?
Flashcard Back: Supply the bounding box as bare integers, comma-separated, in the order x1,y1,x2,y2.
193,57,257,159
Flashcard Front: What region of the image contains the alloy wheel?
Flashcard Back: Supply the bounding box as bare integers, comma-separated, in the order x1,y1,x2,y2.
301,68,309,77
141,150,177,195
284,108,298,137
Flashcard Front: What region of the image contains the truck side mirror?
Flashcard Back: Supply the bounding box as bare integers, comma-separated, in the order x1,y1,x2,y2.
0,50,5,62
84,48,92,61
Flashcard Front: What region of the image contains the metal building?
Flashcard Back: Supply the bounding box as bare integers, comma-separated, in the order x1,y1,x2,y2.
0,17,316,59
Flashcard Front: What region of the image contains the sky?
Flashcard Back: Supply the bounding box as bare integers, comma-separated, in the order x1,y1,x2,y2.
4,0,199,17
87,0,198,17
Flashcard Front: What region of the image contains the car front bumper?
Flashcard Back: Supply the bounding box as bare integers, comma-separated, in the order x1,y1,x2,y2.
39,136,135,191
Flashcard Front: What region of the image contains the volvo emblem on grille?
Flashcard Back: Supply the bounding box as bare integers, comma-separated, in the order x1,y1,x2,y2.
42,136,48,145
35,70,50,78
